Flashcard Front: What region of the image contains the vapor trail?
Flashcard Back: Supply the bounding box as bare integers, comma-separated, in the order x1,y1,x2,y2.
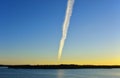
58,0,75,60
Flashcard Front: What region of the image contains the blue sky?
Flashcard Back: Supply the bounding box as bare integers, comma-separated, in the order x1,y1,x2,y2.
0,0,120,65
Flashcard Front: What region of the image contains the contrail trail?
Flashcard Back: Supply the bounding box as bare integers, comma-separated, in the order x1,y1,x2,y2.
58,0,75,60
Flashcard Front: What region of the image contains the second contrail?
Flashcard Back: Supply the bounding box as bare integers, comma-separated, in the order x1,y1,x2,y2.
58,0,75,60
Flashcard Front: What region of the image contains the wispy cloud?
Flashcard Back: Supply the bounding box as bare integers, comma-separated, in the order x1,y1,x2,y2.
58,0,75,60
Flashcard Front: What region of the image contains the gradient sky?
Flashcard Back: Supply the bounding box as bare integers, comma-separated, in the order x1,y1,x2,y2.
0,0,120,65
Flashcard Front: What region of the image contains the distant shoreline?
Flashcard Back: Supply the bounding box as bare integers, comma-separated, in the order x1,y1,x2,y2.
1,64,120,69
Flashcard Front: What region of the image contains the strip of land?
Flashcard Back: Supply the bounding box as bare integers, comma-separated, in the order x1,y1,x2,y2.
1,64,120,69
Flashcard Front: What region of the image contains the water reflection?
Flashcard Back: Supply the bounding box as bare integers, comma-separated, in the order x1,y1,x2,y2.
0,68,120,78
57,70,64,78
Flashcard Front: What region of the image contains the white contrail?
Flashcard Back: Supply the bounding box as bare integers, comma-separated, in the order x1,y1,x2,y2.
58,0,75,60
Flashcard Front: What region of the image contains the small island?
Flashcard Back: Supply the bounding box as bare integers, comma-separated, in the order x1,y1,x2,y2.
1,64,120,69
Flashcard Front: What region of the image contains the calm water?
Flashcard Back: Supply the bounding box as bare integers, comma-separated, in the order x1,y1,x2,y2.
0,68,120,78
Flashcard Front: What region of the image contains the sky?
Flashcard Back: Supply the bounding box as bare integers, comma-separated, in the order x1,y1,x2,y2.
0,0,120,65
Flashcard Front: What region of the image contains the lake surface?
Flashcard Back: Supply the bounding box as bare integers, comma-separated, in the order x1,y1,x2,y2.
0,68,120,78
